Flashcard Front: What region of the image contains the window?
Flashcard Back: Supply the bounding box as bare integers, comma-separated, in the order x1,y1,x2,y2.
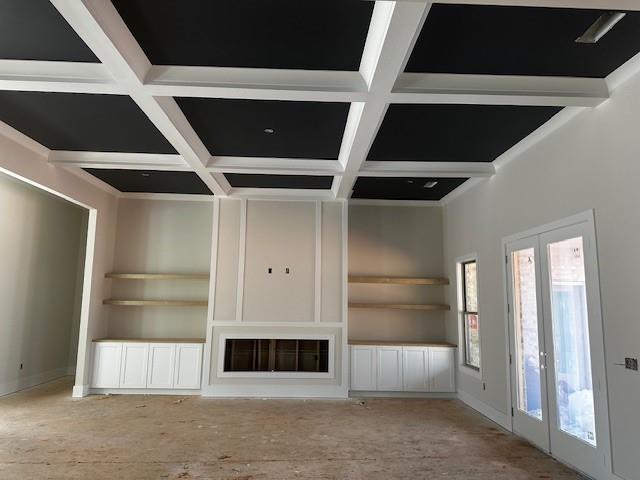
461,260,481,370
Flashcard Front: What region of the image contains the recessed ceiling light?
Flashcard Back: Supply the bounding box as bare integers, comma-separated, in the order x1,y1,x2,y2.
575,12,626,44
141,173,150,177
263,128,275,134
424,181,438,188
407,180,414,184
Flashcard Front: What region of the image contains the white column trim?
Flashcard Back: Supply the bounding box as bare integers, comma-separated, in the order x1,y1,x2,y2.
235,198,247,322
314,200,322,323
201,198,220,388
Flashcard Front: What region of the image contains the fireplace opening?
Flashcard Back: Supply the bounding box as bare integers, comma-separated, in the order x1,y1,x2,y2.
223,339,329,373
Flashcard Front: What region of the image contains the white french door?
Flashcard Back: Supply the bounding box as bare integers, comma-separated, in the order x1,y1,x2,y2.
505,214,611,479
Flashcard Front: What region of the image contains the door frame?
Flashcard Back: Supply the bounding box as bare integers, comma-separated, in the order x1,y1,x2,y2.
500,210,613,477
505,236,550,452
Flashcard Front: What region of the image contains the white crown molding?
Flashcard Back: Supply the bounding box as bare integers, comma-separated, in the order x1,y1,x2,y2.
349,199,442,207
0,120,49,157
119,192,214,202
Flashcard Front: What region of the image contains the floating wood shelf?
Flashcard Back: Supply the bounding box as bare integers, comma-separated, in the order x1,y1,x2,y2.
103,299,208,307
348,276,449,285
349,303,450,311
105,273,209,280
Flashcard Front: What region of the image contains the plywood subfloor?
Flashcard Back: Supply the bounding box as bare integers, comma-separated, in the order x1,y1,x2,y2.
0,377,583,480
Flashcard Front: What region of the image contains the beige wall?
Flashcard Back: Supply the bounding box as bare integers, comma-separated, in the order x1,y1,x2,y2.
0,172,87,395
443,72,640,480
108,199,213,339
348,205,447,343
0,130,118,394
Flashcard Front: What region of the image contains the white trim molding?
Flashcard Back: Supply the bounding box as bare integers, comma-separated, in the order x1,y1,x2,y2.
216,333,336,380
457,390,512,431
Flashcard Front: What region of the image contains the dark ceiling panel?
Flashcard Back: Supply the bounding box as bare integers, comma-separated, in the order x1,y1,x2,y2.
85,169,212,194
406,4,640,78
367,104,561,162
0,0,98,62
112,0,373,71
225,174,333,190
0,92,176,153
352,177,467,201
177,98,349,159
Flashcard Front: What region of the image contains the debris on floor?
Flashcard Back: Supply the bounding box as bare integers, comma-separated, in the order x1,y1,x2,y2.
173,397,186,405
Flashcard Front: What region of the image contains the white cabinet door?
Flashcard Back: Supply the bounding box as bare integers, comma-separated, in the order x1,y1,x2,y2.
91,343,122,388
173,344,203,389
350,346,377,391
402,347,429,392
429,348,455,392
147,344,176,389
119,343,148,388
377,346,403,391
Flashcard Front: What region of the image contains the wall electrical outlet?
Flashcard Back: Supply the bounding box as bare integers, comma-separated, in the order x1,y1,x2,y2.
625,357,638,371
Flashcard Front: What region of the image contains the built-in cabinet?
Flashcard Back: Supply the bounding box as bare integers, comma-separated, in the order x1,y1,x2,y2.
350,344,455,393
91,340,203,391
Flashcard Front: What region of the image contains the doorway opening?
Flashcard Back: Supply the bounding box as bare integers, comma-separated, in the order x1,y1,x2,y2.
0,170,91,398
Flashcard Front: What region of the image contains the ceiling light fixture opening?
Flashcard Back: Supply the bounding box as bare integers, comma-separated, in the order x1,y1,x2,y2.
424,181,438,188
263,128,275,134
575,11,626,44
141,173,151,177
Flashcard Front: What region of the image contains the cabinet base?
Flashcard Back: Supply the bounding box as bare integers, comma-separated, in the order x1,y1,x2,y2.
349,390,457,399
90,388,201,396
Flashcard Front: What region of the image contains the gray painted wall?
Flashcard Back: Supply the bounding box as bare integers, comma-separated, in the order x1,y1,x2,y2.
0,172,87,395
442,72,640,480
348,205,447,342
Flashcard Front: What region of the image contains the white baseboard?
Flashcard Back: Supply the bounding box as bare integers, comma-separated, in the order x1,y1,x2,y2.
202,383,349,398
0,367,69,397
457,390,512,431
72,384,89,398
90,388,201,396
350,391,457,399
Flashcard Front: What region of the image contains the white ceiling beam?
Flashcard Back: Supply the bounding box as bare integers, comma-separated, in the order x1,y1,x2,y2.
145,66,368,102
390,0,640,10
333,2,432,198
0,60,122,94
50,0,229,196
208,157,342,176
0,59,613,107
48,151,189,171
360,161,496,178
392,73,610,107
227,188,335,201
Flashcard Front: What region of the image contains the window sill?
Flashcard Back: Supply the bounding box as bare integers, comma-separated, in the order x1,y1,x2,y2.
459,364,482,380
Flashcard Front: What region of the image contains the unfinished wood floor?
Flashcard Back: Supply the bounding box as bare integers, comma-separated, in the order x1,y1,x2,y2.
0,377,583,480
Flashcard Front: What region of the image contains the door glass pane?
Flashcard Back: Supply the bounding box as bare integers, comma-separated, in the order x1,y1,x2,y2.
512,248,543,420
548,237,596,446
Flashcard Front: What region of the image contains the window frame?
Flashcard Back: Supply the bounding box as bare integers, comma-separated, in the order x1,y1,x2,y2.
456,254,482,377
